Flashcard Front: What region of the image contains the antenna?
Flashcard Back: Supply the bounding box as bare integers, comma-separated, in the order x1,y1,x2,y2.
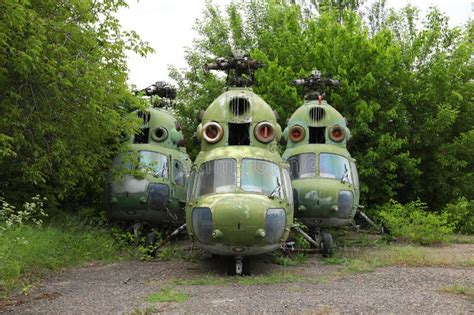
204,51,265,87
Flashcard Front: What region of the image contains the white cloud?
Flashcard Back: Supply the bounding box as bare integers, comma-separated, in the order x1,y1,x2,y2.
118,0,472,89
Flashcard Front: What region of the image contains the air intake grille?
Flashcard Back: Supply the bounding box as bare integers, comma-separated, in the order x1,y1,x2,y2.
229,97,250,116
137,111,150,125
309,107,325,122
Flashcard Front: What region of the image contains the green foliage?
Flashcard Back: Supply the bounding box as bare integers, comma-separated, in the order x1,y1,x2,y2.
0,217,126,298
0,0,152,209
378,200,454,245
172,0,472,212
443,198,474,235
146,287,190,303
273,253,308,266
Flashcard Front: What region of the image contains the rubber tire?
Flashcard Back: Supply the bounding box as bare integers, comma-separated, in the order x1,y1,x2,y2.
320,232,333,258
145,232,157,248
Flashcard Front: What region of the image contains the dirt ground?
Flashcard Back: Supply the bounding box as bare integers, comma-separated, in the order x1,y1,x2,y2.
1,242,473,314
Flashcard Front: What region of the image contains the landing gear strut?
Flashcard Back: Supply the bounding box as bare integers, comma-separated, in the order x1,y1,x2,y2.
235,256,243,275
292,226,333,257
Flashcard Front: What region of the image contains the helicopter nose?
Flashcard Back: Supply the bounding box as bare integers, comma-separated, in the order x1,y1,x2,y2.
147,183,169,211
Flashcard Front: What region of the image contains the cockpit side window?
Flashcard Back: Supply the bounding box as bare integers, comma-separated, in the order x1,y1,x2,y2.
350,160,359,188
186,170,196,204
282,168,294,205
195,159,237,198
173,160,185,186
319,153,352,183
287,153,316,179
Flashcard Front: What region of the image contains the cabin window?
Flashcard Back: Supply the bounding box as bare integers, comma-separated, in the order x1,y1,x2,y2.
228,123,250,145
139,151,168,178
240,159,282,198
195,159,237,197
287,153,316,179
308,126,325,144
319,153,352,183
173,160,185,186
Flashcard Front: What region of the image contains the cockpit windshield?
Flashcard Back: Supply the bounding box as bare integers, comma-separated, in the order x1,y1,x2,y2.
139,151,168,178
112,150,168,178
287,153,316,179
195,159,237,198
241,159,283,198
320,153,352,183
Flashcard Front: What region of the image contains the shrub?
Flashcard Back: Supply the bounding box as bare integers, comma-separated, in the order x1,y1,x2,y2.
378,200,453,245
442,198,474,235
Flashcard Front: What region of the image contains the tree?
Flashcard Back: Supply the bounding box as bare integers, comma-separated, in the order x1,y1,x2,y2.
170,0,472,210
0,0,152,209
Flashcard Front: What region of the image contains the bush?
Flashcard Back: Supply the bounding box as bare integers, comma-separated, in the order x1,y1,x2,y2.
378,200,454,245
443,198,474,235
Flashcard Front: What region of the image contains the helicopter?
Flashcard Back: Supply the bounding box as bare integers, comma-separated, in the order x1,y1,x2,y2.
282,70,360,257
184,52,294,275
107,82,191,244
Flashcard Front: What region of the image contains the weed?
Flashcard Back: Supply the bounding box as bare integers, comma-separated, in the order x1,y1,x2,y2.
440,285,474,302
236,272,303,285
130,305,155,315
273,253,308,266
173,275,230,286
146,287,190,303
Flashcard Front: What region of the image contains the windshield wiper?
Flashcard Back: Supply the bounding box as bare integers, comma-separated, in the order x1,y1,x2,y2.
269,177,281,199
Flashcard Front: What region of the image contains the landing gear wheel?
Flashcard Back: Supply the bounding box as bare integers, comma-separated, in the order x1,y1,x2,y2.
320,232,333,258
145,231,157,248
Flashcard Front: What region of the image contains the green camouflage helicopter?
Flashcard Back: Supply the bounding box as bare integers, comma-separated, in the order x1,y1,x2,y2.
107,82,191,243
185,53,294,275
282,71,360,257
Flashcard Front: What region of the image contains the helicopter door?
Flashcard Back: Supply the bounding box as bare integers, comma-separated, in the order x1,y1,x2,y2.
172,159,186,202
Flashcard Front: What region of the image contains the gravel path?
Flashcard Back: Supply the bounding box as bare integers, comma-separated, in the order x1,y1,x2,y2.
2,244,473,314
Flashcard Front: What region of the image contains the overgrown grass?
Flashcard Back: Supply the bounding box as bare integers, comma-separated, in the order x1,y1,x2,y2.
439,285,474,302
0,219,129,298
146,287,190,303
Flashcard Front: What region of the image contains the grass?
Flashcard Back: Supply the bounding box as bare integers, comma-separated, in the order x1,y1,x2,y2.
325,245,474,274
172,272,305,286
449,234,474,244
0,218,129,299
273,253,308,266
146,287,190,303
439,285,474,302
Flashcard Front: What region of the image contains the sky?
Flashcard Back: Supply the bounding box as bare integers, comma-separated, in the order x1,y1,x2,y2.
117,0,473,89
